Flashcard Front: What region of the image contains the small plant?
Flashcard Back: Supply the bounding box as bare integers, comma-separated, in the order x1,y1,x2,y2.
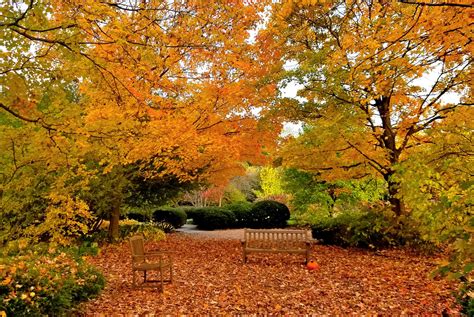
153,221,175,233
82,221,166,243
0,247,105,316
435,217,474,315
119,222,166,241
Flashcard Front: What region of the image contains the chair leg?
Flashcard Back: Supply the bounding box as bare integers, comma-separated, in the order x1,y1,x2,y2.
144,270,147,284
170,264,173,283
132,270,136,288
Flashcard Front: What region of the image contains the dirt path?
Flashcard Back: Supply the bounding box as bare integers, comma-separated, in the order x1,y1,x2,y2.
80,233,460,315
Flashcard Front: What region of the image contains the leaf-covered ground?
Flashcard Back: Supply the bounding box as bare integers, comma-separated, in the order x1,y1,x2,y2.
80,233,460,315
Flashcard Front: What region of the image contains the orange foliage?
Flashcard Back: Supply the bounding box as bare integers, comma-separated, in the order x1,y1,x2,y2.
1,0,280,187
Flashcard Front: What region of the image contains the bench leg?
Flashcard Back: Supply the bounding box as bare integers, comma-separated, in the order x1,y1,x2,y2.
160,266,164,293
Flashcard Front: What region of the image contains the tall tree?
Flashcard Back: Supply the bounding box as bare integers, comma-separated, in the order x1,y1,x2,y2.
0,0,279,241
267,0,473,216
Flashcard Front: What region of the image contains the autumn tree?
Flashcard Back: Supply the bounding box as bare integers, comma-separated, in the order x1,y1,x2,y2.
253,166,287,202
396,106,473,241
0,0,279,241
267,0,473,216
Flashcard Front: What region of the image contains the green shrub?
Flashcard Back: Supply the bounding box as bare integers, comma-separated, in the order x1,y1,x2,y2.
189,207,236,230
248,200,290,228
184,207,216,225
119,222,166,241
435,217,474,316
152,208,187,228
183,208,203,223
198,209,236,230
83,221,166,243
225,201,253,228
311,214,355,246
126,211,150,223
457,279,474,316
0,248,104,316
311,211,429,249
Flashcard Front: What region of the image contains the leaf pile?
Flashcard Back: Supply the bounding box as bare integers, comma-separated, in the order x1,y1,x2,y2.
80,233,460,315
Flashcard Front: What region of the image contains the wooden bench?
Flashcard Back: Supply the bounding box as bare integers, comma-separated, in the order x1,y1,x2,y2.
240,229,314,264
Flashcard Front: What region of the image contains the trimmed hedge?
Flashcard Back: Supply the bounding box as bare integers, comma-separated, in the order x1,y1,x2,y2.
248,200,290,228
184,200,290,230
183,207,206,224
225,201,253,228
190,207,236,230
152,208,187,228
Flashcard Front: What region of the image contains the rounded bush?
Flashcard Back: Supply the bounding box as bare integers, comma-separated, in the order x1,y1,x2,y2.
225,201,253,228
248,200,290,228
152,208,187,228
190,207,236,230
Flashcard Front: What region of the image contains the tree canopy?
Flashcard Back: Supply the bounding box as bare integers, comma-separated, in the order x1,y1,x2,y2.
0,0,279,240
266,0,472,216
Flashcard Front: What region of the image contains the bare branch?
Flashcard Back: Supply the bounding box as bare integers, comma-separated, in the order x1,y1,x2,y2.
398,1,474,8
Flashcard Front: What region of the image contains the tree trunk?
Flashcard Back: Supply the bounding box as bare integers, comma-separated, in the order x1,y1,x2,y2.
386,175,405,217
108,202,121,241
376,96,405,217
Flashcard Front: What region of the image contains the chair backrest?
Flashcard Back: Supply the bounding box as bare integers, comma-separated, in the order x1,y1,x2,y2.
129,235,145,264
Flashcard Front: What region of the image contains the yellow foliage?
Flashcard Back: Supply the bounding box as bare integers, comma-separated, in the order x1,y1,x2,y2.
28,195,93,246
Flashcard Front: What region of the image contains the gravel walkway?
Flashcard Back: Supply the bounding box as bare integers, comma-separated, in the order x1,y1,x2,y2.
176,224,245,240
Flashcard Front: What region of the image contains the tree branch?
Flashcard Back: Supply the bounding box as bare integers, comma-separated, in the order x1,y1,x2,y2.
398,1,473,8
0,102,56,131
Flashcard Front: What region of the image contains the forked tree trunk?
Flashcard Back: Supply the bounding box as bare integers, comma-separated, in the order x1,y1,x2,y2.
376,96,405,218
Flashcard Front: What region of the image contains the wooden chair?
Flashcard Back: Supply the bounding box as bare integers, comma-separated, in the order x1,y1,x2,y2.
129,235,173,291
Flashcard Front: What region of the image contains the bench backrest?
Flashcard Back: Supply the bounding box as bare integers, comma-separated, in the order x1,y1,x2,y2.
244,229,311,250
